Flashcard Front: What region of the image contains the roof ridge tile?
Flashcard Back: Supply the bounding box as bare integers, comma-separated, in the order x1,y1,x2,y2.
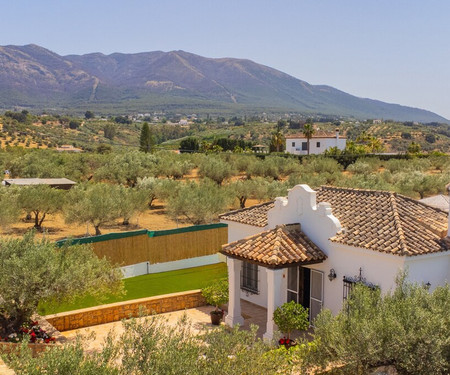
389,193,410,255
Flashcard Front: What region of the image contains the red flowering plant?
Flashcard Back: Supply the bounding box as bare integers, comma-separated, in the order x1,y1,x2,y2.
2,320,56,344
273,301,309,349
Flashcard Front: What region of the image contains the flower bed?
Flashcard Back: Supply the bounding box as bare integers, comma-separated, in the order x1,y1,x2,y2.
2,320,56,344
0,316,64,357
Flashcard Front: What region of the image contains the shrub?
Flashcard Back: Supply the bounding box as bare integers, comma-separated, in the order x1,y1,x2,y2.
201,279,228,312
273,301,309,340
309,275,450,375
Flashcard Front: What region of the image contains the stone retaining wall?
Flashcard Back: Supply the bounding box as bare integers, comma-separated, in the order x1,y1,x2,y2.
45,290,206,332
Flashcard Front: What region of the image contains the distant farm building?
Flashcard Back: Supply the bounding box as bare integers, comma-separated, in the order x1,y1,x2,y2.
285,129,346,155
2,178,76,190
56,145,83,152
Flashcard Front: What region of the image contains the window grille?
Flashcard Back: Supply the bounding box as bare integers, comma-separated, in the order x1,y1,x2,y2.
241,262,259,294
316,141,320,148
343,267,378,303
302,142,308,151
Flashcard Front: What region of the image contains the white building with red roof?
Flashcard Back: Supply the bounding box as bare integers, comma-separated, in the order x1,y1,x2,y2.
285,129,346,155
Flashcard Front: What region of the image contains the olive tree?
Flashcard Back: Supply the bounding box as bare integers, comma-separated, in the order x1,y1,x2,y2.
6,316,285,375
307,275,450,375
95,151,158,186
65,183,122,235
0,186,20,228
198,156,236,185
116,186,148,225
18,185,65,231
167,179,232,224
0,232,123,334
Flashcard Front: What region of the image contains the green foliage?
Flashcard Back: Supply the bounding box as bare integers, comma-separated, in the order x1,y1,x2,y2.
139,122,154,153
201,279,229,311
64,183,123,235
84,110,95,119
18,185,65,230
116,186,148,225
69,120,81,130
95,151,158,186
302,123,315,155
309,276,450,374
346,157,381,174
103,124,117,140
407,141,421,154
167,179,232,224
198,156,235,185
155,151,193,179
0,232,122,333
0,186,20,228
270,128,285,152
179,137,200,152
273,301,309,339
5,316,284,375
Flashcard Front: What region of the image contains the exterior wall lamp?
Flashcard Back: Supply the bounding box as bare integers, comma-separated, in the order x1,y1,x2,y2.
328,268,337,282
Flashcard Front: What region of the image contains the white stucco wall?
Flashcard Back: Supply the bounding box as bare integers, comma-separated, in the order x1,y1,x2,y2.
405,252,450,290
268,185,341,252
221,220,267,243
308,243,406,315
236,265,288,309
285,137,346,155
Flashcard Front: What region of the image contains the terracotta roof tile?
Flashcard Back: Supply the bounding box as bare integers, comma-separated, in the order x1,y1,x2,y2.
220,186,449,256
220,201,274,227
221,224,326,267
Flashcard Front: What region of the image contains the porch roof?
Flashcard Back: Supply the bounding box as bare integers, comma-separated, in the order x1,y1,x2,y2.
220,224,326,268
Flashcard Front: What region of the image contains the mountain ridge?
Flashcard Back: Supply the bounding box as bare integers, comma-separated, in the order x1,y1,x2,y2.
0,44,447,122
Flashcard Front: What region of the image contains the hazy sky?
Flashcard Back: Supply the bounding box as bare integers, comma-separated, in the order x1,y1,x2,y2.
1,0,449,119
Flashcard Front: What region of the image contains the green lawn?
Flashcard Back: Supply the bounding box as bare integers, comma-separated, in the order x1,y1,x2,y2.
38,263,227,315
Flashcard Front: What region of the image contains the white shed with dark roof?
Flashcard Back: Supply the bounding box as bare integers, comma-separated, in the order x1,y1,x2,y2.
3,178,76,190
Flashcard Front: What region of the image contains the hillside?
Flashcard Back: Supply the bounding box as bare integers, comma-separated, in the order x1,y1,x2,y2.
0,44,448,123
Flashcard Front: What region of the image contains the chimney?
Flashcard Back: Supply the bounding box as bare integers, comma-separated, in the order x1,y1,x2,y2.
335,128,340,140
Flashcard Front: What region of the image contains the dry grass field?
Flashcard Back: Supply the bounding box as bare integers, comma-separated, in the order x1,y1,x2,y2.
0,201,183,241
0,198,260,242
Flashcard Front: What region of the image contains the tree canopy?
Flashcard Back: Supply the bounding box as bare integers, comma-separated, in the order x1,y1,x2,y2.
0,232,123,334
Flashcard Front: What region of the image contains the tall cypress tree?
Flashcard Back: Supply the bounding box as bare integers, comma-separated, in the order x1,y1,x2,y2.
139,122,154,153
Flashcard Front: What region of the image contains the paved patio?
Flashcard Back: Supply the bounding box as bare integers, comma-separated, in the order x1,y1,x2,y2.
61,299,268,351
61,299,311,352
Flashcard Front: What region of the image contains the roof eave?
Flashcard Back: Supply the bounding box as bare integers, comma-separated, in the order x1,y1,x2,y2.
219,250,326,269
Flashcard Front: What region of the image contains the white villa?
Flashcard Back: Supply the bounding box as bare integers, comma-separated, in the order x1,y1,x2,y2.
219,184,450,340
285,129,346,155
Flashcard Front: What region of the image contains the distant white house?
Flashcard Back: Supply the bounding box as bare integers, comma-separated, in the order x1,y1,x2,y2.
285,129,346,155
220,185,450,340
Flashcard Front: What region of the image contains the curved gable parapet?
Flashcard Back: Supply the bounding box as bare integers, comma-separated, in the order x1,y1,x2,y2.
268,184,341,252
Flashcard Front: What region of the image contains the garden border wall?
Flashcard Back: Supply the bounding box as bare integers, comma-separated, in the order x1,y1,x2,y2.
44,290,206,332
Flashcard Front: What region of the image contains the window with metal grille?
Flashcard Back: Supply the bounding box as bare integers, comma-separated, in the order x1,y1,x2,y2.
343,268,378,303
241,262,259,294
302,142,308,151
316,141,321,148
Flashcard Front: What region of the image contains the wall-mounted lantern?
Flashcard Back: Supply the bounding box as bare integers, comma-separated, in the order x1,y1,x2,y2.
328,268,337,282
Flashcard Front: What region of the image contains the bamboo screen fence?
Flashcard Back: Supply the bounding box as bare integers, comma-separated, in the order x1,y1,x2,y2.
56,224,228,266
